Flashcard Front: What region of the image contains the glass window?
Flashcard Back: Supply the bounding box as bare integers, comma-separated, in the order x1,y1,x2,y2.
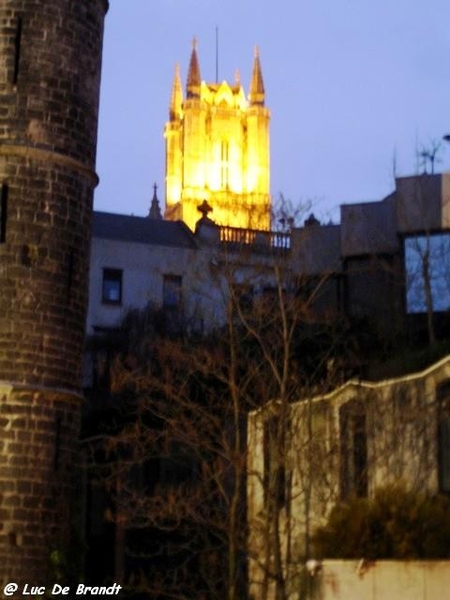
102,268,122,304
404,233,450,313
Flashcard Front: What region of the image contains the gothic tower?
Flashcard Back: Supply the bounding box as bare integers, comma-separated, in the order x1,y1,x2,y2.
0,0,108,584
165,41,271,232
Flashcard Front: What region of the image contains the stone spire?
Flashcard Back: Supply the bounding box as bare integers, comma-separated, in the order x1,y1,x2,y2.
249,46,265,106
169,63,183,120
148,183,162,220
186,37,201,98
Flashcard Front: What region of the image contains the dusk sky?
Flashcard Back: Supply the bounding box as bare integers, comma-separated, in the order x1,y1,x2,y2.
94,0,450,223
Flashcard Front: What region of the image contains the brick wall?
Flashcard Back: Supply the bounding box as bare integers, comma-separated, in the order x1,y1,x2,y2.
0,386,80,583
0,0,108,584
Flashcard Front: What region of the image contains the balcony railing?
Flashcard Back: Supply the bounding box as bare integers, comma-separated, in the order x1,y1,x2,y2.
219,225,291,254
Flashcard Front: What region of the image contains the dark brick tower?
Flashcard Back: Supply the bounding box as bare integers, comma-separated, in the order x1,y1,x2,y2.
0,0,108,584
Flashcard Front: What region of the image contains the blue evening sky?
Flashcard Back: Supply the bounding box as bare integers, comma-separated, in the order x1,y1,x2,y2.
94,0,450,223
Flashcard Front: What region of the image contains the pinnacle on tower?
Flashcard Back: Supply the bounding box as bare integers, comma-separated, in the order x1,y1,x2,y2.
170,63,183,120
186,37,201,98
148,183,163,220
249,46,265,106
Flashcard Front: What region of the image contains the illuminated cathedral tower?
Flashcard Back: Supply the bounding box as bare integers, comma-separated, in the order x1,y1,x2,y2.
165,41,271,231
0,0,108,583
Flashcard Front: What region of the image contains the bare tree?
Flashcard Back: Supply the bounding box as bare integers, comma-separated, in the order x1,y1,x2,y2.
83,234,350,599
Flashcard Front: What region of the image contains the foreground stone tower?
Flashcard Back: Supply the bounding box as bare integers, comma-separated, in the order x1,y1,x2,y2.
165,41,271,231
0,0,108,584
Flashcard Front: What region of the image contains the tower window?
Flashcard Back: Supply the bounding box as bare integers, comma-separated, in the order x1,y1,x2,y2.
13,16,22,85
220,140,229,189
102,268,122,304
54,414,62,472
0,184,8,243
66,251,75,302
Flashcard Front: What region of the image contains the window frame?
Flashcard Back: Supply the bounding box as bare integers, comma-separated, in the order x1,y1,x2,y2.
404,232,450,314
102,268,123,305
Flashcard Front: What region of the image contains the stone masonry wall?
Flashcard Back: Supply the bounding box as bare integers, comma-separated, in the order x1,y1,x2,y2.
0,0,108,391
0,386,80,584
0,0,108,585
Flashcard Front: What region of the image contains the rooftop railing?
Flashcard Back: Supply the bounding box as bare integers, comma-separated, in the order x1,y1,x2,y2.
219,225,291,254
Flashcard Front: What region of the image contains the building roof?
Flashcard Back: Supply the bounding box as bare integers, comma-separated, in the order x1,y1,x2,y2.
92,211,197,249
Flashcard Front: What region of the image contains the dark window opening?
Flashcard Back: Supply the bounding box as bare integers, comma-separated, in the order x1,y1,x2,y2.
88,327,121,397
54,414,61,471
437,380,450,493
231,283,254,315
163,274,182,310
0,184,7,243
102,268,122,304
263,415,287,509
66,251,74,302
13,17,22,85
340,399,368,499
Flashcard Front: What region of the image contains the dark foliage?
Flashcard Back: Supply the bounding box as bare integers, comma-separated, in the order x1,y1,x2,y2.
313,484,450,559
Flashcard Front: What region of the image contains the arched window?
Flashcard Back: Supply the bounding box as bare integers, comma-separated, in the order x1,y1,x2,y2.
339,398,368,499
263,412,289,510
437,380,450,493
220,140,229,190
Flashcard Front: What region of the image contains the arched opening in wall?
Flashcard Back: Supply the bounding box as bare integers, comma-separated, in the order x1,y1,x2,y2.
339,398,368,499
263,412,288,510
437,380,450,493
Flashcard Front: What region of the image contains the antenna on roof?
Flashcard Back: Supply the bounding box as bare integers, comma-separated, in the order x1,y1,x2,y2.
215,26,219,83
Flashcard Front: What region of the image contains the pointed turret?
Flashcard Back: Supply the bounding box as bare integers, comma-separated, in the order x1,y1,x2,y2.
148,183,163,220
169,63,183,120
186,37,201,98
249,46,265,106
